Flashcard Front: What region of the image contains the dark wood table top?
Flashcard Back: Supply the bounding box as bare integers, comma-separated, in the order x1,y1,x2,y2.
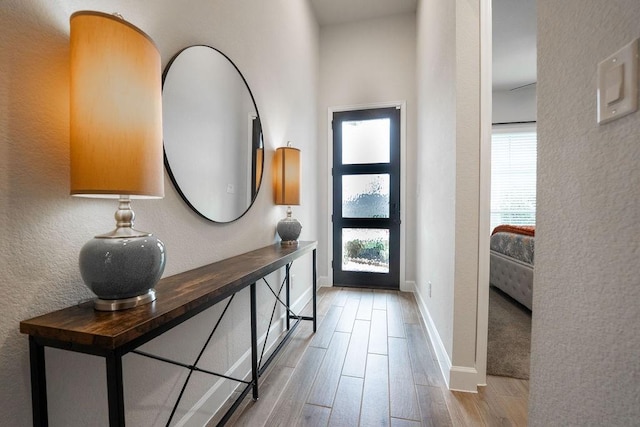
20,241,317,351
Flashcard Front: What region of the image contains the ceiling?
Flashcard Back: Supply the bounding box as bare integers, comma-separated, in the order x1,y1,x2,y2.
492,0,537,91
309,0,417,27
309,0,536,91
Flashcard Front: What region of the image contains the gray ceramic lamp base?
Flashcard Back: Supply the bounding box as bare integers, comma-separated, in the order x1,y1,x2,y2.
79,234,166,311
277,216,302,245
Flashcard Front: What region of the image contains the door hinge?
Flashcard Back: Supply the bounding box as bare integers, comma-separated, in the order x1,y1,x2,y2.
331,260,334,268
331,214,333,222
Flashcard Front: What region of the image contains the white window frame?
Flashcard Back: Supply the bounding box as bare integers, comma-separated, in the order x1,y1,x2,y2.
490,123,537,232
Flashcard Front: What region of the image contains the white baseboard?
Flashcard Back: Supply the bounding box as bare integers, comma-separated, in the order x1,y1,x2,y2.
318,275,331,287
449,366,479,393
176,286,313,426
413,287,479,392
413,287,452,388
402,280,416,292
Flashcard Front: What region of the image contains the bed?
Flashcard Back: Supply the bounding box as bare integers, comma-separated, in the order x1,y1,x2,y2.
489,225,534,310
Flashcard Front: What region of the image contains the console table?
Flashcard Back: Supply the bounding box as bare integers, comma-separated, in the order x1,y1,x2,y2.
20,241,317,427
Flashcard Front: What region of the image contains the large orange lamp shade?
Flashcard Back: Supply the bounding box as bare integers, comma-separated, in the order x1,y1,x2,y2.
70,11,163,198
69,11,165,311
273,145,302,244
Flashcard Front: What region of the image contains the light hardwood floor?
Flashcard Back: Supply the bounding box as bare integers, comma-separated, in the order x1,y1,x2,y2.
209,286,529,426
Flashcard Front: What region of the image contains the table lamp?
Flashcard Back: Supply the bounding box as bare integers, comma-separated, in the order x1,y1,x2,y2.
273,143,301,245
70,11,166,311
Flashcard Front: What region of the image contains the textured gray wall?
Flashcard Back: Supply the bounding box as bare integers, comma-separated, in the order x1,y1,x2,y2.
531,0,640,425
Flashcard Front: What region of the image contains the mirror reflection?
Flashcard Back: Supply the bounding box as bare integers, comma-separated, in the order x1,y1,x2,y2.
163,45,263,223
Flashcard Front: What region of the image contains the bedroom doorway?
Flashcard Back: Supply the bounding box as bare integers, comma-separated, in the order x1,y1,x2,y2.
331,107,401,289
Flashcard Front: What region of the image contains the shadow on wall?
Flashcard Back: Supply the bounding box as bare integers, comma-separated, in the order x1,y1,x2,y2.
0,3,94,425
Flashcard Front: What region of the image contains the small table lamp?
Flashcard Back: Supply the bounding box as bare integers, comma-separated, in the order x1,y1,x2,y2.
273,143,302,245
70,11,166,311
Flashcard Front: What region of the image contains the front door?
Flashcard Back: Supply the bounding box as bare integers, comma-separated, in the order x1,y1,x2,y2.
332,107,401,289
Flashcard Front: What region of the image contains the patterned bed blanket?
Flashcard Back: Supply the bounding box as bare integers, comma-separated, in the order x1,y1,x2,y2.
490,225,535,265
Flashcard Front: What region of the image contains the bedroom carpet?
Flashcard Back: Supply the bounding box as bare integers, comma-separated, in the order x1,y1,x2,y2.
487,286,532,380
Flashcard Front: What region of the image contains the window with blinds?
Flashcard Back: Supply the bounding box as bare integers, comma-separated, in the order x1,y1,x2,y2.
490,125,537,232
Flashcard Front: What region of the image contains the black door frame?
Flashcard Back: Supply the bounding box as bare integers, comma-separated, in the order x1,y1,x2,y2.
331,106,402,289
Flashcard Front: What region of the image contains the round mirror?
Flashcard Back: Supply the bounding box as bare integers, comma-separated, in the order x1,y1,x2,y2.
162,45,263,223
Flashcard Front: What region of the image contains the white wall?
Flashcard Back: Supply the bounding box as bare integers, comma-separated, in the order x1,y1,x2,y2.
316,13,417,289
0,0,318,425
493,85,536,123
415,0,484,390
530,0,640,425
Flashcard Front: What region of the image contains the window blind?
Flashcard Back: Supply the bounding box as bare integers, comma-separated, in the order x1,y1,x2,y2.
490,126,537,232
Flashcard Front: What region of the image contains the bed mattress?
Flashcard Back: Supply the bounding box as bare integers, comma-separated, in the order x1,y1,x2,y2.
489,226,534,310
490,232,534,265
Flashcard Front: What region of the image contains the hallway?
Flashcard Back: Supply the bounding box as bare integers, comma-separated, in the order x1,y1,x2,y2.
210,287,528,426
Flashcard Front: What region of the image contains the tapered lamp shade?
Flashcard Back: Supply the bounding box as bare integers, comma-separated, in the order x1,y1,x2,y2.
273,146,301,244
273,146,300,206
69,11,166,311
70,11,163,198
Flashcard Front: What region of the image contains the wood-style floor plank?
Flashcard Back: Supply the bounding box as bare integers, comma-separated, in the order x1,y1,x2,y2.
390,418,422,427
299,404,331,427
398,291,420,324
316,287,337,317
416,384,453,427
327,376,363,427
307,332,351,407
372,290,387,310
368,309,388,355
332,287,349,307
335,296,360,333
474,385,515,427
310,305,343,349
276,319,314,369
487,375,529,398
230,365,294,427
360,353,390,427
341,319,370,378
356,290,373,321
498,395,528,427
405,323,444,388
443,390,485,427
388,337,421,421
386,293,406,338
264,346,326,426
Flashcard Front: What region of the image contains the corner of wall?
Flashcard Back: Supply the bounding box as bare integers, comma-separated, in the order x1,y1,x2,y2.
401,280,416,292
318,276,332,287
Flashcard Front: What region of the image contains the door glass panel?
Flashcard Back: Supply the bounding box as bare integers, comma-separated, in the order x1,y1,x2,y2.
342,228,390,273
342,174,389,218
342,118,390,164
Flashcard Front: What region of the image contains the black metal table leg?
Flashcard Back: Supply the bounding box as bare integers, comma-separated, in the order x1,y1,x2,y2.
312,249,317,332
106,351,125,426
249,282,259,401
285,264,291,330
29,337,48,427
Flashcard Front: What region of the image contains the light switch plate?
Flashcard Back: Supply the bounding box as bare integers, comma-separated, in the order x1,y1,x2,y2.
597,38,639,124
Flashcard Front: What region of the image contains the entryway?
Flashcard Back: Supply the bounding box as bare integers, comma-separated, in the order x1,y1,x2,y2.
331,107,401,289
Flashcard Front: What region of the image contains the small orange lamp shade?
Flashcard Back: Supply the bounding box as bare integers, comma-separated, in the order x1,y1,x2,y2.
69,11,164,198
256,147,264,191
273,146,300,206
